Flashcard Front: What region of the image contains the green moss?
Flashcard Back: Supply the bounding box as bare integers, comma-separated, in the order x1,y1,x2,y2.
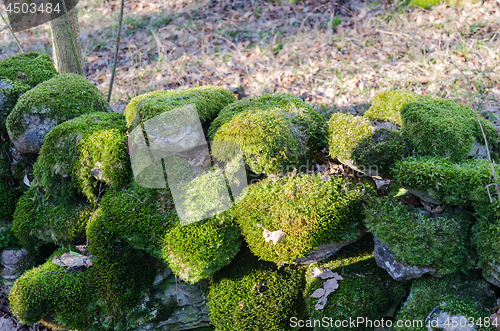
209,93,327,175
365,91,499,162
232,174,374,264
0,52,58,87
207,249,303,331
9,241,157,330
33,112,130,203
6,74,111,138
304,235,410,331
0,182,21,248
391,156,495,208
162,211,241,283
364,90,420,126
327,112,408,177
90,182,178,261
124,85,236,131
12,187,92,247
395,275,495,331
365,197,476,275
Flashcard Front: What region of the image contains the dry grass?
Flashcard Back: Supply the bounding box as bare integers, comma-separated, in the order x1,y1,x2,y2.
1,0,499,117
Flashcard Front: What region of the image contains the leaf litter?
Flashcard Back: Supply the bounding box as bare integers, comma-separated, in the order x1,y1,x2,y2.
310,266,344,310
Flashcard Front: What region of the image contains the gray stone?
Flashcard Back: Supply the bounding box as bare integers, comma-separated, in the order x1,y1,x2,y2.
482,260,500,288
295,229,367,264
374,236,433,281
8,110,58,154
0,81,14,112
0,248,31,288
403,186,445,205
0,316,16,331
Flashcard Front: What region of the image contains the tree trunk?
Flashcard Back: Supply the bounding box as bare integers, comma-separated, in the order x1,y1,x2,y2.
50,1,83,75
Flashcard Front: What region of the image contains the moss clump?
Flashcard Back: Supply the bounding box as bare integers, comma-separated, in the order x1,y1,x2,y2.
365,91,499,162
12,187,92,247
232,173,374,264
395,275,495,331
210,93,327,175
304,235,410,331
0,52,58,88
162,211,241,283
90,182,178,261
9,242,157,330
0,182,21,248
391,156,495,208
124,85,236,131
6,73,111,139
365,197,476,275
207,250,303,331
33,112,130,203
327,112,408,177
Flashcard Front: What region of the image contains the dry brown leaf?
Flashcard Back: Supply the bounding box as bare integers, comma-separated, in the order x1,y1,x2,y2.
421,200,446,214
310,288,325,298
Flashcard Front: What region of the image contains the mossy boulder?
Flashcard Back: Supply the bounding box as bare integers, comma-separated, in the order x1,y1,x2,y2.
209,93,327,175
6,74,111,154
162,211,241,283
33,112,130,203
9,244,157,330
364,91,499,163
395,275,495,331
391,156,495,208
327,112,408,178
207,250,303,331
365,197,476,276
304,235,410,331
232,173,374,264
0,52,58,88
12,187,92,247
124,85,236,131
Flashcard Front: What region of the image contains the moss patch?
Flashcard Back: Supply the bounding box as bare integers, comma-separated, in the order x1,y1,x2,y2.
304,235,410,331
364,91,499,162
365,197,476,275
124,85,236,131
12,187,92,247
6,73,111,139
327,112,408,177
207,249,303,331
209,93,327,175
0,79,31,138
162,211,241,283
232,173,374,264
0,52,58,88
33,112,130,203
395,275,495,331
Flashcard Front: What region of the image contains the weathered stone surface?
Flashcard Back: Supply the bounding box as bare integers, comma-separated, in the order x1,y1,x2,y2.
0,81,13,111
295,229,367,264
374,236,433,281
138,267,210,331
0,316,16,331
482,260,500,288
0,248,30,288
8,111,58,154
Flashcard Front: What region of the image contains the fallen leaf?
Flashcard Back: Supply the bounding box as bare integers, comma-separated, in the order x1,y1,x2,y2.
421,199,446,214
310,288,325,298
323,278,339,296
52,252,92,269
23,174,30,187
257,224,286,245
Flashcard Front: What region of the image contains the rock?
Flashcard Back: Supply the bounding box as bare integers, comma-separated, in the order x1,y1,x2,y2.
403,186,445,205
0,248,30,288
482,260,500,288
6,74,111,154
295,229,367,264
374,236,433,281
0,316,16,331
138,268,211,331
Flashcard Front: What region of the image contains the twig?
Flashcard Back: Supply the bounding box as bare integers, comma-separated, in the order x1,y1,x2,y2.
0,12,23,53
450,57,500,205
107,0,125,103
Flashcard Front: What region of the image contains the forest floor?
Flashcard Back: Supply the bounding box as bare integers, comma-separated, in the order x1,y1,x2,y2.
1,0,500,118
